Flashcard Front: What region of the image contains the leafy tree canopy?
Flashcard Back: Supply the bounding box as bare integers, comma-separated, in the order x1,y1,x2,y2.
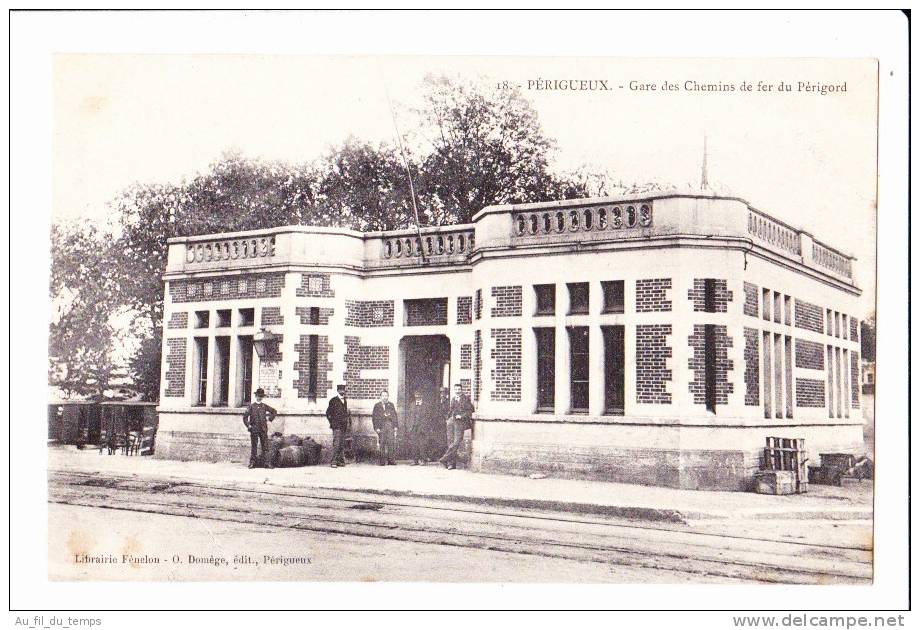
50,76,632,399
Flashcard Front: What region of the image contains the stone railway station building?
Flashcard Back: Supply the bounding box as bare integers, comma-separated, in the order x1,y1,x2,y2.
156,193,864,490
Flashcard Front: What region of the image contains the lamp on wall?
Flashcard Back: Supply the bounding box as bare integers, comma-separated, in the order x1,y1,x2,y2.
253,328,280,359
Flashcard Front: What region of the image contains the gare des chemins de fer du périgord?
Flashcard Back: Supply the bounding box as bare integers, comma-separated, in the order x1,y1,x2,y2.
154,192,863,491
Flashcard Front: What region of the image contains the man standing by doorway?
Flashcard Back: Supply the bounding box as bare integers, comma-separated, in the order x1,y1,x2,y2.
372,391,398,466
405,390,428,466
243,388,277,469
326,384,350,468
439,383,474,470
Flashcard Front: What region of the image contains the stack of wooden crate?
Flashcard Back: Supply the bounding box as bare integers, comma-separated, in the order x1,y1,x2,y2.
753,437,808,495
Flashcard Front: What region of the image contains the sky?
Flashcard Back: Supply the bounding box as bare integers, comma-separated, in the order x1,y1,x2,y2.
53,55,878,314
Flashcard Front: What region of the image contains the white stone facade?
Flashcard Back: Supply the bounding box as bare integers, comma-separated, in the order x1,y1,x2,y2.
156,193,864,490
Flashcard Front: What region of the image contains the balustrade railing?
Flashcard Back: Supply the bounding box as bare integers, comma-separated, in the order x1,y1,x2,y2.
512,202,653,238
379,228,475,260
812,241,852,278
184,235,276,264
747,209,801,257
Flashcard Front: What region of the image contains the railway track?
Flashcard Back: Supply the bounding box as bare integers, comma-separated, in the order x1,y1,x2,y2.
48,470,872,585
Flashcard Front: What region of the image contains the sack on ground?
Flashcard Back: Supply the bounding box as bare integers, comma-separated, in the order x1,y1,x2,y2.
281,434,303,448
267,434,284,467
302,438,322,465
276,445,307,468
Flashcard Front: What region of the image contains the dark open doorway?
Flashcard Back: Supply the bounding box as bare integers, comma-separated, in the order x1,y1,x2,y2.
398,335,451,460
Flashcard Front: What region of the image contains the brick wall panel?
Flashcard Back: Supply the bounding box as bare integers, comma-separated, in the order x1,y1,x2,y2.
688,278,733,312
405,298,448,326
460,344,472,370
260,306,284,326
490,328,522,401
295,306,334,325
344,336,390,399
795,338,825,370
743,327,759,406
169,272,285,303
164,338,187,397
167,312,188,330
850,317,859,342
636,278,672,312
851,352,860,408
296,273,335,298
345,300,395,327
743,282,759,317
491,286,523,317
474,289,482,320
688,325,734,405
474,330,482,402
293,335,333,400
794,299,824,334
457,296,473,325
796,378,826,407
635,324,672,403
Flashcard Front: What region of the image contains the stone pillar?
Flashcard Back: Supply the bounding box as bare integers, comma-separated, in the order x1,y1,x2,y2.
554,283,570,414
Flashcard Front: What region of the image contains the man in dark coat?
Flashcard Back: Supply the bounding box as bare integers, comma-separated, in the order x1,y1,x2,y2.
243,388,277,469
404,390,428,465
371,391,399,466
439,383,475,470
326,384,350,467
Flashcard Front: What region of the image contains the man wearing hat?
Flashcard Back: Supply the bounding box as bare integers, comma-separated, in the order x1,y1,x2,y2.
243,388,277,469
371,390,399,466
325,384,350,467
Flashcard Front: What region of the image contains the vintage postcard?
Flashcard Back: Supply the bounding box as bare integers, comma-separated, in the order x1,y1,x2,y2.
42,51,882,590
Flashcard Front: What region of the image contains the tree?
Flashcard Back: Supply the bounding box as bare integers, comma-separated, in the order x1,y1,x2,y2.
317,138,421,231
52,77,653,399
860,313,876,362
49,222,118,398
415,75,559,224
106,153,330,399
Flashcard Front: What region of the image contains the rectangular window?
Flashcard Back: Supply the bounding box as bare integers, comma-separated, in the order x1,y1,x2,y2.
836,312,842,338
308,334,319,401
236,336,254,406
238,308,255,327
534,284,556,316
309,306,320,325
842,349,850,418
773,291,782,324
602,325,625,415
762,288,771,321
567,283,590,315
704,324,717,413
601,281,625,314
826,309,833,336
534,328,555,412
835,346,843,418
213,336,230,406
827,345,835,417
568,326,589,412
703,279,717,313
216,309,231,328
194,311,210,329
762,331,772,419
193,337,209,406
773,333,783,419
784,295,792,326
784,335,793,418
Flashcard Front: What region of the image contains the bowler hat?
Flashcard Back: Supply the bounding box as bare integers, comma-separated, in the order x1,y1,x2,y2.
255,388,266,397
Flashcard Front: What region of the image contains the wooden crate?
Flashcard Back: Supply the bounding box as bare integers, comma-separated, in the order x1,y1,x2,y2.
762,437,808,493
753,470,797,495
